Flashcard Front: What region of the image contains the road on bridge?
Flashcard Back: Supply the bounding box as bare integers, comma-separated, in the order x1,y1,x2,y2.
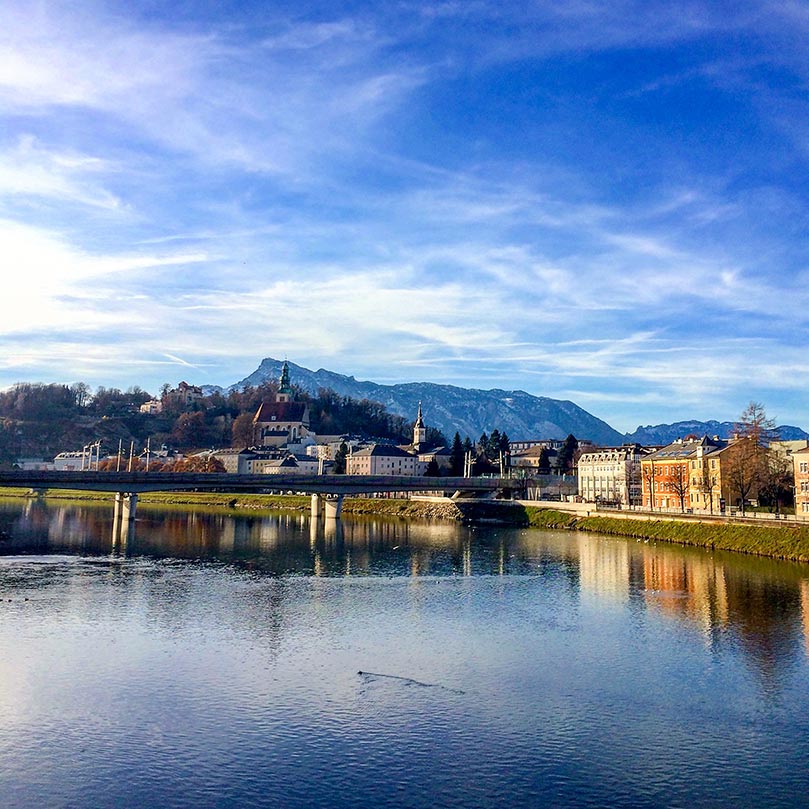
0,470,524,497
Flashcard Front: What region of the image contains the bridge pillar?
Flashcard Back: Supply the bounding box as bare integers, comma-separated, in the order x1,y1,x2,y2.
324,495,343,520
113,492,123,527
311,493,322,519
111,492,134,553
122,493,138,523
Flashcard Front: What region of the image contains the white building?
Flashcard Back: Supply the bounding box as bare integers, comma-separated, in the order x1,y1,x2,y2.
53,451,88,471
577,444,651,506
347,444,419,476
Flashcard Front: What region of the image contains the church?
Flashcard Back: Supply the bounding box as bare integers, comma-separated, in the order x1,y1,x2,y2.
252,361,312,447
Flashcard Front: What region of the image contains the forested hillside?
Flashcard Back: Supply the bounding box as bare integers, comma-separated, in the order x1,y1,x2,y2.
0,381,435,466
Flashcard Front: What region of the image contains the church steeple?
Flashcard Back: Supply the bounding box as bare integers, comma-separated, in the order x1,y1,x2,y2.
413,401,427,449
277,360,292,403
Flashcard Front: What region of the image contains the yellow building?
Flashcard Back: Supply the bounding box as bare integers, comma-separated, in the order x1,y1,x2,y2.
793,446,809,516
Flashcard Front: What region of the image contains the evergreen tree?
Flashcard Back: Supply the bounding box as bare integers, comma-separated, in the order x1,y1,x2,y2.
333,441,349,475
450,432,465,476
557,434,578,474
488,430,502,460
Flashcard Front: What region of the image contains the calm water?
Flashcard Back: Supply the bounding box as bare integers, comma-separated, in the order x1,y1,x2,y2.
1,499,809,808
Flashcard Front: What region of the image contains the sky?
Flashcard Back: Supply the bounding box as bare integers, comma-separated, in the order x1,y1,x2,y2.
0,0,807,433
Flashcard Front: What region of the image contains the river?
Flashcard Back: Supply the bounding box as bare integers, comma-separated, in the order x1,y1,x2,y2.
1,498,809,808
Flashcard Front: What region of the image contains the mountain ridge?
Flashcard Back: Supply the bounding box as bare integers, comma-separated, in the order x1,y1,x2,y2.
214,358,808,446
625,420,809,445
226,358,625,445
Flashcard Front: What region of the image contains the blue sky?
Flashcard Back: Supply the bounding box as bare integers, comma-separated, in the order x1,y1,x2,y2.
1,0,807,433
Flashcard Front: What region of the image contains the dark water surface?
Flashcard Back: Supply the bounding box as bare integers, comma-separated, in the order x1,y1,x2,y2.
1,499,809,808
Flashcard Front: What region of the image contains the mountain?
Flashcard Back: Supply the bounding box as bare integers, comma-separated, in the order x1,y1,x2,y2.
625,420,809,445
229,358,625,445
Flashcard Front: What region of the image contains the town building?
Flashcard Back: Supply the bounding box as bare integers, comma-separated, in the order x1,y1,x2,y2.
640,435,776,514
511,445,557,474
641,436,726,511
258,456,306,475
793,446,809,516
347,444,419,476
577,444,652,506
53,451,89,471
212,448,258,475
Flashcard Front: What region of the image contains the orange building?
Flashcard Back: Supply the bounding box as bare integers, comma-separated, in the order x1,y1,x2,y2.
640,436,725,512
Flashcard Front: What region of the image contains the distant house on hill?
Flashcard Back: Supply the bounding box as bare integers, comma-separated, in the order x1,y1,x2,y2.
165,381,203,408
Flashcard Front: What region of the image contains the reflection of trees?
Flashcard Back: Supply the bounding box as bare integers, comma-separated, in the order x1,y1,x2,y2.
722,565,805,690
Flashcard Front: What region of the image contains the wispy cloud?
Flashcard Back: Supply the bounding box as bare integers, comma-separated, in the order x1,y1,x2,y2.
0,1,807,432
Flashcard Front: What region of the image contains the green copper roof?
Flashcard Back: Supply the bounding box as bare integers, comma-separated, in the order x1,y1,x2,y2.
279,361,292,394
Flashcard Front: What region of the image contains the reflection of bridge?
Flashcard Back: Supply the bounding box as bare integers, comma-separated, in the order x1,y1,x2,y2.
0,470,522,525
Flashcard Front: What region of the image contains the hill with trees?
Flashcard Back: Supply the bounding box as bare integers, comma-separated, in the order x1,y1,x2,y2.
0,380,445,467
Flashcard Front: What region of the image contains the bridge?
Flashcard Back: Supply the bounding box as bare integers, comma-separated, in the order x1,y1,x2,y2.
0,469,523,528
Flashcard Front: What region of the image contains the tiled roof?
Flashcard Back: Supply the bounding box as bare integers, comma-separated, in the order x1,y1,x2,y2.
646,436,726,461
253,401,308,423
352,444,415,458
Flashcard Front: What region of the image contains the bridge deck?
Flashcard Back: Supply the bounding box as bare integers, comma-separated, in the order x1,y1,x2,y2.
0,470,521,496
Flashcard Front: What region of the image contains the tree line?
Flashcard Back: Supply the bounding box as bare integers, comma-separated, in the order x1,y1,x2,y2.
0,380,450,466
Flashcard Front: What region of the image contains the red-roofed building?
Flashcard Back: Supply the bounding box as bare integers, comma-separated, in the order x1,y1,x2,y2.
252,361,311,447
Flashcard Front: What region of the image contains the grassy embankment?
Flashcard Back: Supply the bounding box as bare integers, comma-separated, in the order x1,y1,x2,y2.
0,487,460,520
523,507,809,563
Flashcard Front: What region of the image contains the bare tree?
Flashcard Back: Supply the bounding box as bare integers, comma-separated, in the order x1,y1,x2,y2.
70,382,91,408
642,461,656,510
698,468,718,514
736,401,778,446
729,402,778,515
671,463,689,512
726,437,760,516
759,452,793,516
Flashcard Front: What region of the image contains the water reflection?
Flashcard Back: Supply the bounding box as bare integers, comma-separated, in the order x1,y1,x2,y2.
2,497,809,685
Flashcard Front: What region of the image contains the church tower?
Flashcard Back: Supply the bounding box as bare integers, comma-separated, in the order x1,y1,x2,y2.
277,360,292,403
413,402,427,450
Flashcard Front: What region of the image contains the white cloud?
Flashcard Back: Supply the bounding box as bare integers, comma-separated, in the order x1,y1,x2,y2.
0,220,208,333
0,135,122,209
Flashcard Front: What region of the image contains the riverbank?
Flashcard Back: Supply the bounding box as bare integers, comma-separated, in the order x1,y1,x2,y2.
4,486,809,563
0,487,464,521
521,506,809,563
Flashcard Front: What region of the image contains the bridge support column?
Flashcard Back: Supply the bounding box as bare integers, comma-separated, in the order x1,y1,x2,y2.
111,492,136,553
113,492,123,527
311,493,323,519
122,493,138,523
324,495,343,520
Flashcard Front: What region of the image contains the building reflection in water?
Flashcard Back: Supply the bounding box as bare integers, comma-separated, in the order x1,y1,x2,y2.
3,498,809,684
802,580,809,658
